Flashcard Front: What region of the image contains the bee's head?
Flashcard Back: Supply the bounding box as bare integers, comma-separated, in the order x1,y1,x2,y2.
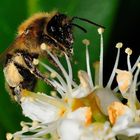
18,12,74,57
47,13,74,56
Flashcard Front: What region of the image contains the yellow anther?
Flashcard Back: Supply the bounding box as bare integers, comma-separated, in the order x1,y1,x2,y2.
125,48,132,55
82,39,90,46
115,42,123,48
33,58,39,65
97,28,104,34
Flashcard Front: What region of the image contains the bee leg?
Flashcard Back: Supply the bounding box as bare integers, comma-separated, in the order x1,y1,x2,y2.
23,55,52,87
14,86,22,104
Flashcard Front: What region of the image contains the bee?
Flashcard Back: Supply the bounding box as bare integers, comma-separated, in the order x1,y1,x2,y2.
0,11,104,102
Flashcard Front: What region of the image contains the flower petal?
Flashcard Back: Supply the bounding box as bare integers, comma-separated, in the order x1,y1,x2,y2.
108,102,130,124
67,107,92,125
112,108,133,132
95,88,120,115
71,71,92,98
58,119,83,140
21,90,66,123
116,69,132,95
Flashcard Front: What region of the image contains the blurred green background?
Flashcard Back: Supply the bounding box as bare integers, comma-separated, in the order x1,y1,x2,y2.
0,0,139,139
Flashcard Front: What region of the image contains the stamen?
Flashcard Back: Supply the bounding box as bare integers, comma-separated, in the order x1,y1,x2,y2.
125,48,132,71
115,42,123,49
40,61,67,91
82,39,90,46
93,61,99,85
86,45,94,88
137,81,140,88
125,48,132,55
98,28,104,87
64,54,77,88
21,90,65,109
49,80,65,97
106,43,123,88
128,63,140,109
46,50,72,94
82,39,93,87
97,28,104,34
131,56,140,73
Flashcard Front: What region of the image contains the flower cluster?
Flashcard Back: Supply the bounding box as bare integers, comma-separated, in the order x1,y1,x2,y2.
6,28,140,140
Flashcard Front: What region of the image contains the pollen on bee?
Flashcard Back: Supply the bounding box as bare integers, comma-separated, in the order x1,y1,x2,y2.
50,72,57,78
40,43,47,50
33,58,39,65
14,95,18,102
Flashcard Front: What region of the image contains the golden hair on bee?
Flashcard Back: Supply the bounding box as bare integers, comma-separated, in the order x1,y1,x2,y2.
18,11,57,35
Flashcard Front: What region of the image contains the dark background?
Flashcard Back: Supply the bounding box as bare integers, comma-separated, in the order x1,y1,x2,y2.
0,0,139,139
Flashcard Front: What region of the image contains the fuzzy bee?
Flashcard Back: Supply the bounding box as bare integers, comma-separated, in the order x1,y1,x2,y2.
0,11,104,102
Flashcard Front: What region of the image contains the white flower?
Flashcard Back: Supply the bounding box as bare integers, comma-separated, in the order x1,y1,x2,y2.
6,27,140,140
21,91,66,123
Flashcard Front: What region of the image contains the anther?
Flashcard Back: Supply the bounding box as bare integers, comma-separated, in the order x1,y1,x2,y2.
125,48,132,55
82,39,90,46
97,28,104,34
115,42,123,48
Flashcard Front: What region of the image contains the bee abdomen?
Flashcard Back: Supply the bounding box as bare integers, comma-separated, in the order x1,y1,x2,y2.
14,62,37,91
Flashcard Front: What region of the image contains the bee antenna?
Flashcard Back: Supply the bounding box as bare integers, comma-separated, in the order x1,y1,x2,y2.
72,16,105,29
71,23,87,33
